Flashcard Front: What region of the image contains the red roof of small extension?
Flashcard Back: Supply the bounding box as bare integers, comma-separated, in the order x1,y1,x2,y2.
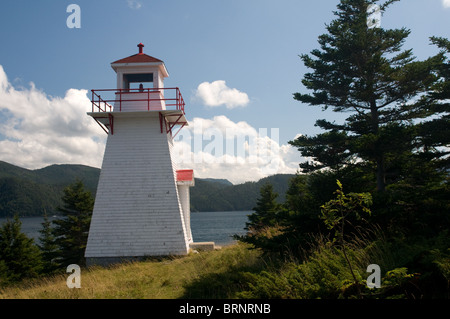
111,53,164,64
177,169,194,182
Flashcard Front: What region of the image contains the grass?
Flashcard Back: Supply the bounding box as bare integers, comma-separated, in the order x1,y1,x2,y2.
0,243,262,299
3,228,445,299
0,231,399,299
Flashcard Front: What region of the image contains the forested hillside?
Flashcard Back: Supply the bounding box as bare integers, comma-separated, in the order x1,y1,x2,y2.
0,161,295,217
190,174,295,212
0,161,100,217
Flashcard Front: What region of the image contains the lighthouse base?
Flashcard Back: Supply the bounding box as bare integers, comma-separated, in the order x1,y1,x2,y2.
86,252,188,268
86,243,218,267
189,242,216,252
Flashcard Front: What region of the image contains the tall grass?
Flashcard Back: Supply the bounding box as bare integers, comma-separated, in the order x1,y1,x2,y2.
235,226,405,299
0,243,262,299
1,228,434,299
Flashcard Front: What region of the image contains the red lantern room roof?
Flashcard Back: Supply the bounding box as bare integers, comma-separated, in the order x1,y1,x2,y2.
111,43,164,64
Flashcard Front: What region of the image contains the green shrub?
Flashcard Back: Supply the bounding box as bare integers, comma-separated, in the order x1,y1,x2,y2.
236,229,426,299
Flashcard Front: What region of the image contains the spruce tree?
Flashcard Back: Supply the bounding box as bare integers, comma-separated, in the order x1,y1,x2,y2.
290,0,443,192
0,216,42,285
246,183,280,231
417,36,450,170
38,214,60,273
52,180,94,267
235,183,282,252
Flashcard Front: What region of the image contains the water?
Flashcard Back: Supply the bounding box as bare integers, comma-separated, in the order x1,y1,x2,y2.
0,211,251,246
190,211,250,245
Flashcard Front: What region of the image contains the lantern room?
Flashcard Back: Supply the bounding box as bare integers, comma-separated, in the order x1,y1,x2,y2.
111,43,169,91
88,43,186,136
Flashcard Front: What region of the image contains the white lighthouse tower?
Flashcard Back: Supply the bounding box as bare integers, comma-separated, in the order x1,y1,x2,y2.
85,43,194,266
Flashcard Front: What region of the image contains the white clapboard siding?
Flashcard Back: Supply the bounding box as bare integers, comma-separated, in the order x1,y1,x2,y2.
85,113,189,260
177,184,192,243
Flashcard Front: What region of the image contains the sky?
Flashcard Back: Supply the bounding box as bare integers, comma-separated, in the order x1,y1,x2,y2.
0,0,449,184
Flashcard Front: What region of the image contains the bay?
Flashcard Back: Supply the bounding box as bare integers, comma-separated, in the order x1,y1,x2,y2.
0,211,251,246
190,210,250,245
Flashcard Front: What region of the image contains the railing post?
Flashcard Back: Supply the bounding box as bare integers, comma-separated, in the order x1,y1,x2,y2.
176,88,180,111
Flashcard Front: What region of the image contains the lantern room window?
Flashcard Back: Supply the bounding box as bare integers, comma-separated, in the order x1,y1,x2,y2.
123,73,154,90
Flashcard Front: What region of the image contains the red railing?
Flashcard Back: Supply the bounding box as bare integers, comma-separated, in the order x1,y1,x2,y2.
90,87,185,113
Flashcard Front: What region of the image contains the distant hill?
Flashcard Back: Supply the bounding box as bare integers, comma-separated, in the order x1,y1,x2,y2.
191,174,295,212
197,178,233,186
0,161,100,217
0,161,296,217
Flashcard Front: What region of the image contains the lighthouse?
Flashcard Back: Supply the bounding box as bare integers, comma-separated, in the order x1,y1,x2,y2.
85,43,194,266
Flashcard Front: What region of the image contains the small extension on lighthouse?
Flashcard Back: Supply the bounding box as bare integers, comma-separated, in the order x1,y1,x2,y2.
85,43,196,266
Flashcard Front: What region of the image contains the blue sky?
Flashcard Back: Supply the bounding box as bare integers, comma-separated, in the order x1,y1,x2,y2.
0,0,449,183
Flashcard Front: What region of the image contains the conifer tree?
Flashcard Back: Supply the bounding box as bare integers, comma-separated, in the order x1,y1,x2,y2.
289,0,444,192
416,36,450,170
38,214,60,273
52,180,94,267
246,183,280,231
0,215,42,284
235,183,282,251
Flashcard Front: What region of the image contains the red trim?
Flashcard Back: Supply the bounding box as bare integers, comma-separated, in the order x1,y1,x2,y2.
111,43,164,64
159,112,164,134
94,118,109,134
92,114,114,135
111,53,163,64
108,113,114,135
172,123,186,139
90,88,185,114
138,43,144,54
177,169,194,182
168,114,183,134
90,88,186,138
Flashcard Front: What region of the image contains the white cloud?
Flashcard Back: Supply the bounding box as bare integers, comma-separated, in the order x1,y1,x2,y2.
0,66,304,184
194,80,250,109
173,115,302,184
443,0,450,8
0,65,106,170
127,0,142,9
